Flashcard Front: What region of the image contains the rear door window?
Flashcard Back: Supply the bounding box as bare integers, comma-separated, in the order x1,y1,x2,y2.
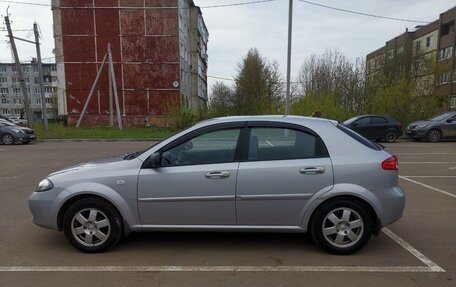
248,127,328,161
372,117,388,124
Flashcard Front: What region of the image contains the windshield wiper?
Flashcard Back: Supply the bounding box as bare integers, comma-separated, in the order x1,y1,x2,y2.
123,150,146,160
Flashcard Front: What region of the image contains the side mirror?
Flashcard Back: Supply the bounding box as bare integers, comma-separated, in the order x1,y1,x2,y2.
183,141,193,150
146,152,161,168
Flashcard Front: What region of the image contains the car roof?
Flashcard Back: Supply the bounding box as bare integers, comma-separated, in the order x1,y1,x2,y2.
201,115,338,126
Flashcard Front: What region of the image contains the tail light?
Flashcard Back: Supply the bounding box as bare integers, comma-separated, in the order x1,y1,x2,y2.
397,122,402,129
382,155,398,170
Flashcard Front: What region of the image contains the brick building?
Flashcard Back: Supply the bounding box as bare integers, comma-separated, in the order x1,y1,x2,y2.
366,6,456,111
52,0,209,126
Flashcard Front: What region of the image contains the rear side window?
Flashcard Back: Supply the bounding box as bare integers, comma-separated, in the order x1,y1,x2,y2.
372,117,388,124
248,127,328,161
337,124,381,151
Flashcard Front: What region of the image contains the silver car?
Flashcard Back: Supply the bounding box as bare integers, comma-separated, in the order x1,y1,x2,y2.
28,116,405,254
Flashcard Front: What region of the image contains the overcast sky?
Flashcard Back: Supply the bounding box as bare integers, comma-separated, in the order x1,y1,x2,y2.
0,0,455,90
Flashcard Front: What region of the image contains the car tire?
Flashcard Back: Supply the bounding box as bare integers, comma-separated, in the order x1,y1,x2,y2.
63,197,123,253
311,199,373,255
384,131,397,143
427,129,442,143
1,133,15,145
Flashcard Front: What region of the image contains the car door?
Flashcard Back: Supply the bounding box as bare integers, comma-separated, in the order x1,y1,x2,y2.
351,117,372,138
441,114,456,138
137,123,243,225
371,116,389,139
236,123,334,226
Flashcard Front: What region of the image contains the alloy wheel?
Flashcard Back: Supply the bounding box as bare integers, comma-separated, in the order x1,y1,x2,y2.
322,207,364,249
71,208,111,247
2,134,14,145
428,130,441,143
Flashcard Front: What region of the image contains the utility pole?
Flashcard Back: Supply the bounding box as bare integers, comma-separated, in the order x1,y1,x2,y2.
33,22,48,131
5,13,33,127
285,0,293,115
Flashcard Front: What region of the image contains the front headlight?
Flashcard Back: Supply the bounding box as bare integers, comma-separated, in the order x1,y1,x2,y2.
11,128,24,134
417,124,428,129
36,179,54,192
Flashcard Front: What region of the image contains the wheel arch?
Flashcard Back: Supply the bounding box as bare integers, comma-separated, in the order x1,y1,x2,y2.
57,193,132,236
305,194,381,235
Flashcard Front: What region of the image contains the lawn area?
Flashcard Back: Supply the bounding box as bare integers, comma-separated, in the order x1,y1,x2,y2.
34,123,173,140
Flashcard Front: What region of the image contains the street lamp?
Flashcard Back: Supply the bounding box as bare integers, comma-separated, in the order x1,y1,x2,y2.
285,0,293,115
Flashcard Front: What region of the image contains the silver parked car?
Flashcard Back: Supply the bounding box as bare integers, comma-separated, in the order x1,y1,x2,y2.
28,116,405,254
406,112,456,142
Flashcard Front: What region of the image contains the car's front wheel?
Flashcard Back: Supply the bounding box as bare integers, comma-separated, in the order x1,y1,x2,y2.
427,129,442,143
311,199,373,255
63,198,123,253
1,133,15,145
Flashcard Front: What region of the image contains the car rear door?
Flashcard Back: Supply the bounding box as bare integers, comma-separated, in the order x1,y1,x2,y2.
351,117,372,138
137,123,243,225
235,122,334,226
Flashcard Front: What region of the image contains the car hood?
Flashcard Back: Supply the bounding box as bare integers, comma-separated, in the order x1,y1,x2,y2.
408,120,431,127
48,154,127,177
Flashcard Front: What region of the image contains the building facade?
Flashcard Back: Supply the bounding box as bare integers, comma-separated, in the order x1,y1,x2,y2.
52,0,209,126
366,6,456,110
0,62,58,120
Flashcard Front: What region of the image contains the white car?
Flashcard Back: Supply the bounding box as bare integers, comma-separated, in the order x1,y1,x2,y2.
8,117,28,126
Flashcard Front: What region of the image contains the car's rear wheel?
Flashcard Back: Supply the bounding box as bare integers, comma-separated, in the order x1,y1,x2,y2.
385,131,397,143
63,198,123,253
427,129,442,143
1,133,15,145
311,199,373,255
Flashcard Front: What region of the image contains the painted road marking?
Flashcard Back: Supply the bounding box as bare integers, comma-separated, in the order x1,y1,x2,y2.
449,167,456,170
0,228,444,273
395,153,455,155
400,176,456,199
402,176,456,178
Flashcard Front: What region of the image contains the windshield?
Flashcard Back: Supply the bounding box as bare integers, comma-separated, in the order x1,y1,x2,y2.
123,129,184,160
0,121,15,127
428,112,452,121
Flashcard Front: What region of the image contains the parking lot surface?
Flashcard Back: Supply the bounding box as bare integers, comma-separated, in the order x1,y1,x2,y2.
0,140,455,286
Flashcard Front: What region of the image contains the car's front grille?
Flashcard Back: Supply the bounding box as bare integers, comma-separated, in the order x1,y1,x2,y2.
24,130,34,135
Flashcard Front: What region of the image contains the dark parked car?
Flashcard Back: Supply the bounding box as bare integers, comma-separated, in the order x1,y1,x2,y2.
406,112,456,142
342,115,403,142
0,120,36,145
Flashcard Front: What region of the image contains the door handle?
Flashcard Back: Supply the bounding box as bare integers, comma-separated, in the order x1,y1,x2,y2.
299,167,325,175
205,171,230,179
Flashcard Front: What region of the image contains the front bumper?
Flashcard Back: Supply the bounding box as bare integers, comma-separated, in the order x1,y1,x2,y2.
28,187,67,231
13,133,31,143
405,129,427,138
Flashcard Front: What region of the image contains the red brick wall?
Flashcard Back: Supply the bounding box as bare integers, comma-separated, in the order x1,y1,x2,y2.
59,0,180,126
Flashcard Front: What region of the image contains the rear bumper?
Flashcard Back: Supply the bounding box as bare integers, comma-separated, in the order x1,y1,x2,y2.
371,186,406,227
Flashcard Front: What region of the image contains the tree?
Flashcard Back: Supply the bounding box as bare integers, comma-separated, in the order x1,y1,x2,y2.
208,81,235,116
234,48,284,114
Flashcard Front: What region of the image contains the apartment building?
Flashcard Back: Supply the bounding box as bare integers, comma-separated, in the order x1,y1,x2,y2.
0,62,58,120
52,0,209,126
366,6,456,110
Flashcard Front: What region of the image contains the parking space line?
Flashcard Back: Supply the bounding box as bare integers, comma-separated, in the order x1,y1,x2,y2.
395,153,455,155
0,228,445,273
382,228,444,272
402,176,456,178
400,176,456,199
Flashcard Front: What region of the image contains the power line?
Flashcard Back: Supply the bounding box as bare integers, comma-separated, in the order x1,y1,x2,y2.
0,0,276,9
298,0,431,24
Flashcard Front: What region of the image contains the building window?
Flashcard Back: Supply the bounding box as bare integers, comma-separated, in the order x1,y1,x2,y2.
1,109,9,115
451,96,456,109
33,66,38,72
51,65,57,72
14,109,20,115
426,36,433,48
35,88,41,94
438,73,450,85
438,46,453,61
45,98,51,104
0,66,6,72
415,41,421,53
0,77,7,83
13,88,21,94
387,50,394,60
0,88,8,94
1,98,7,104
36,98,41,104
397,45,404,54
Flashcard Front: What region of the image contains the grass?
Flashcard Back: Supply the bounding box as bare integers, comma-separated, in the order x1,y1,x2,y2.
34,123,173,140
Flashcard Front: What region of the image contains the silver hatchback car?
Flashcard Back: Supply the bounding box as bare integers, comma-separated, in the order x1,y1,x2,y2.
29,116,405,254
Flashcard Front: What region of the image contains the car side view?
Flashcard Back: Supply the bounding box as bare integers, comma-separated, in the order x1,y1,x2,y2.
28,116,405,254
0,119,36,145
406,112,456,142
342,115,403,143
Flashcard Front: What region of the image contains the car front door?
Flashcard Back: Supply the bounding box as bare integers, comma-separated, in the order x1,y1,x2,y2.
137,123,243,225
236,123,334,226
441,114,456,138
351,117,372,138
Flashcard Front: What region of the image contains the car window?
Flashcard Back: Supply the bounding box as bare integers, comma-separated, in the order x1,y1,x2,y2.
337,124,381,151
161,128,241,166
372,117,387,124
354,117,371,126
248,127,327,161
